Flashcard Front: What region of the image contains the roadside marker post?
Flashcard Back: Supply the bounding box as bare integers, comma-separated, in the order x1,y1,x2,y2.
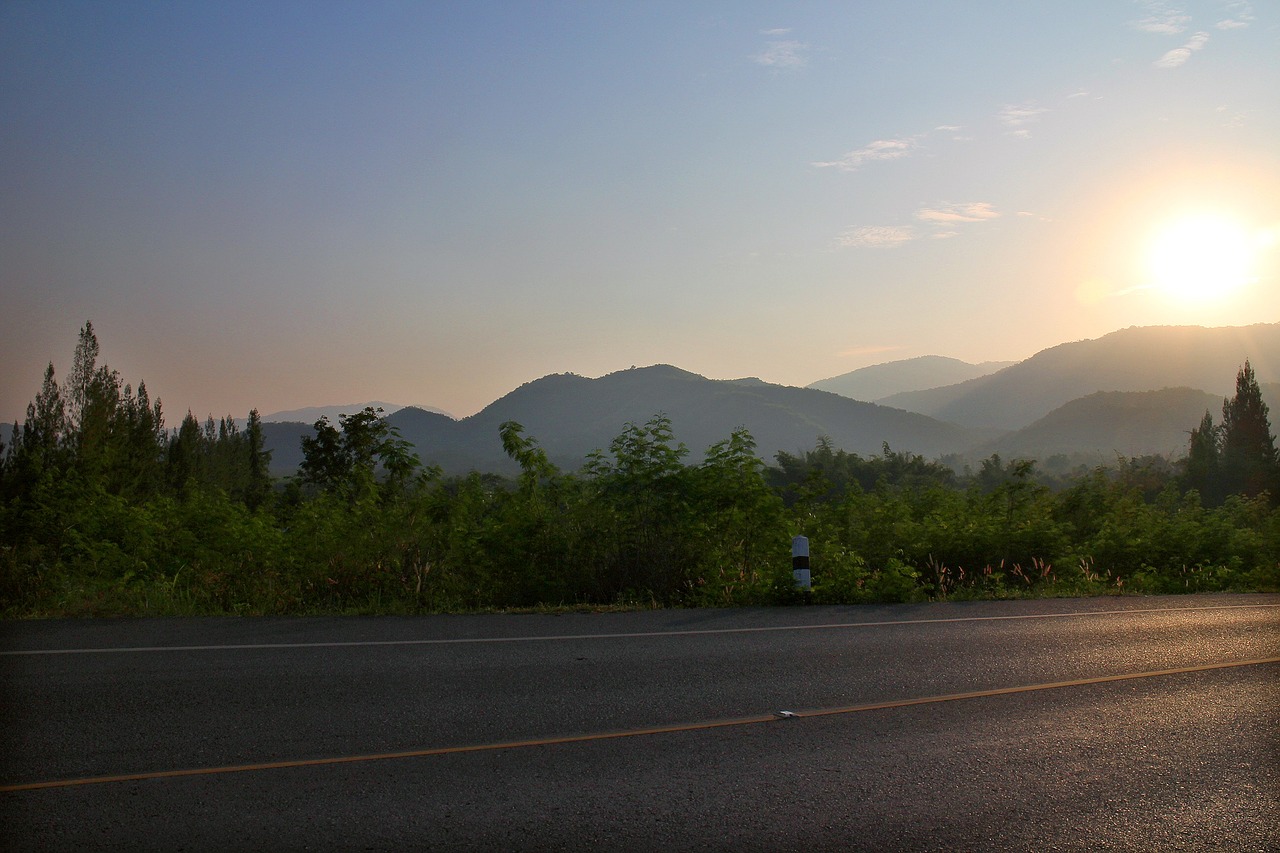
792,535,811,590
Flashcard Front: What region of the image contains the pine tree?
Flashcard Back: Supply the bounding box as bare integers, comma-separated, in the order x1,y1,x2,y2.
1182,409,1223,503
65,321,99,431
167,411,204,496
8,363,70,488
243,409,273,509
1220,360,1278,499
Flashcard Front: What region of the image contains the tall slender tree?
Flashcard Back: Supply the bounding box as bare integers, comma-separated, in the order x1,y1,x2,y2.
1182,409,1223,503
238,409,273,509
1220,360,1278,499
65,321,99,431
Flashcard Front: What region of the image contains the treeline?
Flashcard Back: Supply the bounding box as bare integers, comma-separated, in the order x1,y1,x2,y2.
1,324,1278,616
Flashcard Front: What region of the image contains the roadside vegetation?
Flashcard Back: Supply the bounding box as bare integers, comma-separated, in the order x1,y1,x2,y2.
3,324,1278,617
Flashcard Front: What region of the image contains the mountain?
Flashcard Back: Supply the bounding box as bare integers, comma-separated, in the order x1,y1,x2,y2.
877,323,1280,430
808,356,1015,402
371,365,991,476
973,381,1280,465
974,387,1221,462
259,422,314,475
261,401,451,423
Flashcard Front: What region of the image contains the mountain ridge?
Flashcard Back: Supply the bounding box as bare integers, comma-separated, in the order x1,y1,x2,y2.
10,322,1279,477
808,355,1016,402
261,401,453,423
876,323,1280,429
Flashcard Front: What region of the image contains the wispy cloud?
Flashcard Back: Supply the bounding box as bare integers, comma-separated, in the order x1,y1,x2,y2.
813,137,920,171
1215,0,1254,29
1216,104,1254,128
1153,31,1209,68
752,37,809,69
1131,1,1191,34
916,202,1000,224
838,202,999,250
836,225,916,249
997,103,1048,138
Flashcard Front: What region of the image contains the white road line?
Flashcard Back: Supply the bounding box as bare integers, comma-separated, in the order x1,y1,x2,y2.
3,602,1277,656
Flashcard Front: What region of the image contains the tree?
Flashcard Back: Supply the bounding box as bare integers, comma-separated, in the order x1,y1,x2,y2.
65,321,100,431
107,381,166,500
243,409,272,509
1220,360,1279,499
298,407,421,499
694,428,786,602
167,411,205,495
24,363,68,467
3,363,70,497
499,420,557,495
583,414,695,601
1181,409,1223,503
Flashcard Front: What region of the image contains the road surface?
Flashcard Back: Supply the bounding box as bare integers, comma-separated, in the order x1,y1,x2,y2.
2,594,1277,851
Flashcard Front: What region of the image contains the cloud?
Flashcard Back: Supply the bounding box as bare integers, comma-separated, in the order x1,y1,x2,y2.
997,103,1048,138
1153,31,1209,68
760,27,791,36
752,39,809,68
839,202,999,249
813,137,919,171
1216,105,1254,128
916,202,1000,224
1131,1,1191,34
836,225,917,249
1215,1,1254,29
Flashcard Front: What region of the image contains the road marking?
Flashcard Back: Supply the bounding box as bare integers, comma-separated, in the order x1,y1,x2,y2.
3,603,1277,656
3,656,1275,793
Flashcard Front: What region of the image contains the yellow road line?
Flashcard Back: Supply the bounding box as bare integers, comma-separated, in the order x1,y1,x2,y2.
3,656,1276,793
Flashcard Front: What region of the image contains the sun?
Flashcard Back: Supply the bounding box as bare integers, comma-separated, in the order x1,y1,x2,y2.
1144,213,1259,303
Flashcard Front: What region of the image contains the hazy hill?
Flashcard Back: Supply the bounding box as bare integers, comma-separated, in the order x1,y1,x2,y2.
878,323,1280,430
371,365,991,476
808,356,1015,402
975,388,1221,462
971,382,1280,465
261,401,452,423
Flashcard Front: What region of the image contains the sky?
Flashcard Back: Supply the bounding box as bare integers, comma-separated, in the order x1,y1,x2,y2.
3,1,1278,424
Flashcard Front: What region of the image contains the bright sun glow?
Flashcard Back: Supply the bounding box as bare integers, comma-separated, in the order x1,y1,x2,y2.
1145,213,1260,303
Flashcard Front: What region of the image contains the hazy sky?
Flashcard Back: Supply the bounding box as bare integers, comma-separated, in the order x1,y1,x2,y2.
3,1,1278,423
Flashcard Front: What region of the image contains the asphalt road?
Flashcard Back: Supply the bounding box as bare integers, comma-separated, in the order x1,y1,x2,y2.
2,594,1278,851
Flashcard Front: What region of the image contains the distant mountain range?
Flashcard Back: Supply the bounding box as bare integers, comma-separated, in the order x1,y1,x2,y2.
808,356,1016,402
263,366,994,476
257,323,1279,476
260,401,453,423
7,323,1279,476
874,323,1280,430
